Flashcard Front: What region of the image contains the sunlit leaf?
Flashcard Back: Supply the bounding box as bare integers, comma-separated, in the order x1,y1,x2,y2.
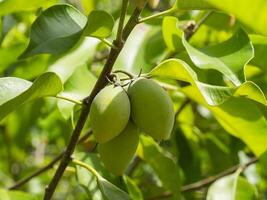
0,189,39,200
0,72,62,121
207,174,258,200
20,4,87,58
162,16,183,52
173,0,213,10
182,29,254,85
123,176,143,200
206,0,267,36
84,10,114,38
0,0,56,16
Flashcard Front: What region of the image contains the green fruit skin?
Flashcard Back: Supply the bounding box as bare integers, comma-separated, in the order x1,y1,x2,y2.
89,85,130,143
98,122,139,175
128,78,174,140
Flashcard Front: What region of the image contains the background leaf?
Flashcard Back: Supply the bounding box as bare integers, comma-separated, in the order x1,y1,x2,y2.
20,4,87,58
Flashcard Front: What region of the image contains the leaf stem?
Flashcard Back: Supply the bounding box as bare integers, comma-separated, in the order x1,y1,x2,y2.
55,95,82,105
72,159,99,178
43,6,142,200
116,0,129,43
99,38,117,48
138,7,175,23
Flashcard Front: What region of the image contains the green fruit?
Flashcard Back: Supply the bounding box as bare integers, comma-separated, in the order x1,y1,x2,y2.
128,78,174,140
98,122,139,175
89,85,130,143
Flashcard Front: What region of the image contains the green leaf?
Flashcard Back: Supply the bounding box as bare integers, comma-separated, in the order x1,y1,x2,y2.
150,59,267,156
20,4,87,58
0,0,56,16
173,0,213,10
207,174,258,200
97,177,131,200
182,29,254,85
0,72,62,121
150,59,267,106
84,10,114,38
137,135,181,199
206,0,267,36
0,189,39,200
162,16,183,52
123,176,144,200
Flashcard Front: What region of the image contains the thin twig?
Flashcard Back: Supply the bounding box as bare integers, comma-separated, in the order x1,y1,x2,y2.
43,5,141,200
185,11,214,40
8,129,93,190
146,157,258,200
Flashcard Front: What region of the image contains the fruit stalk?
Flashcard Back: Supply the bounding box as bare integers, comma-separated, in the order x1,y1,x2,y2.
43,4,142,200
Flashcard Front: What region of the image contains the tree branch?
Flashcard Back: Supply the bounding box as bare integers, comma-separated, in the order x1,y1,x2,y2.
8,129,93,190
146,157,258,200
43,5,142,200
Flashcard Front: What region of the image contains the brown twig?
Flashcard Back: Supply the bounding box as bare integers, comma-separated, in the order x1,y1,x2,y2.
8,129,93,190
146,157,258,200
43,4,141,200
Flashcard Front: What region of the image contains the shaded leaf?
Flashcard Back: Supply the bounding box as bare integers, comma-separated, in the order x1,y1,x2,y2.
137,135,181,199
20,4,87,58
0,72,62,121
84,10,114,38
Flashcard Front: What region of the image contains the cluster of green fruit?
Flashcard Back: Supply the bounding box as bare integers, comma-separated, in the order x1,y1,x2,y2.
89,78,175,175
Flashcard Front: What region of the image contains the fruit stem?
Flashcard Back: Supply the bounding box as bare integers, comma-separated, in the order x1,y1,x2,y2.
72,159,100,178
112,69,134,79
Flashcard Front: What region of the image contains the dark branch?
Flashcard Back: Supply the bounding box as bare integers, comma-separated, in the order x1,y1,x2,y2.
43,6,142,200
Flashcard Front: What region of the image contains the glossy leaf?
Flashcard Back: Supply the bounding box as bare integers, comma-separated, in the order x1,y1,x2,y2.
207,0,267,36
0,72,62,121
162,16,183,52
182,29,254,85
20,4,87,58
84,10,114,38
150,59,267,106
207,174,258,200
137,135,181,199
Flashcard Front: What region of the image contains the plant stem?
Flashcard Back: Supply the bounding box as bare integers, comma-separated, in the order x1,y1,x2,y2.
72,159,99,177
99,38,117,48
43,6,141,200
146,157,258,200
55,95,82,105
112,69,134,79
8,129,92,190
116,0,129,43
139,7,175,23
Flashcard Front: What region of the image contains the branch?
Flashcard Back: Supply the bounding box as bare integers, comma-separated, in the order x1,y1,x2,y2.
8,129,92,190
185,11,214,40
146,157,258,200
43,5,142,200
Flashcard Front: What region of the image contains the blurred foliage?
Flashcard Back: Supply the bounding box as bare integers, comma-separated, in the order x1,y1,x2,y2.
0,0,267,199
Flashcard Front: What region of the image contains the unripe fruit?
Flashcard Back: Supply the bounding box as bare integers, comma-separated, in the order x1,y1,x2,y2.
128,78,174,140
148,0,160,8
89,85,130,143
98,122,139,175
